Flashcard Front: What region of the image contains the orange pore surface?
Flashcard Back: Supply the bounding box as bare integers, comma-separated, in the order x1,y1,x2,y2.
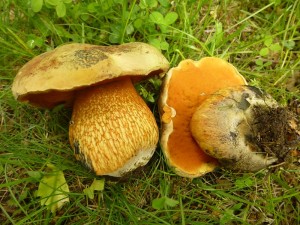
166,58,246,174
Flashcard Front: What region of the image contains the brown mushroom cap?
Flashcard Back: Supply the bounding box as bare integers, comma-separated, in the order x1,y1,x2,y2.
12,42,169,108
159,57,247,178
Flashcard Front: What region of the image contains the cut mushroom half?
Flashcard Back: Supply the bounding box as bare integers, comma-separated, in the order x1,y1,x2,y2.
12,42,170,177
159,57,247,178
191,85,300,171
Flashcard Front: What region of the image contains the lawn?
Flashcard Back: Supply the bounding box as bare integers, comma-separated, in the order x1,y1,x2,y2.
0,0,299,224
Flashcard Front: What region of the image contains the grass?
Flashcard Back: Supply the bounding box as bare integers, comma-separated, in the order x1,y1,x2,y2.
1,0,299,224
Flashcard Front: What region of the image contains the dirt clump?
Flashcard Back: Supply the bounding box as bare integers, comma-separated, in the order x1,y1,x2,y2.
248,105,300,162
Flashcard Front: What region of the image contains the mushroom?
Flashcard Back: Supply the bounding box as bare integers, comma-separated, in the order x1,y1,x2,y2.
159,57,247,178
12,42,170,177
191,85,300,171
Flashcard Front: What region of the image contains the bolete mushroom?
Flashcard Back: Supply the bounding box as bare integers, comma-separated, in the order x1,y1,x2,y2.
12,42,169,177
159,57,247,178
191,85,300,171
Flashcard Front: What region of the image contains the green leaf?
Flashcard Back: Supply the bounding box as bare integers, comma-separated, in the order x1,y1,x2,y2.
134,18,143,29
164,197,179,207
220,209,234,225
36,164,69,213
149,37,169,49
31,0,43,12
235,175,254,188
90,179,105,191
87,2,98,13
83,187,94,199
158,0,170,7
269,43,281,52
220,203,244,225
126,24,134,35
63,0,72,3
140,0,158,9
148,94,155,103
282,40,295,50
139,0,147,9
164,12,178,25
109,34,121,43
147,0,158,8
56,2,66,17
109,24,122,44
149,11,164,24
83,179,105,200
264,61,272,67
263,35,273,47
26,35,44,49
27,171,43,180
160,41,169,50
152,196,179,210
45,0,59,6
136,84,155,103
270,0,281,6
149,78,162,90
232,202,243,210
255,59,263,66
152,197,165,210
213,21,223,46
259,47,269,56
113,0,123,5
54,24,72,38
26,39,35,49
159,24,168,33
148,38,161,50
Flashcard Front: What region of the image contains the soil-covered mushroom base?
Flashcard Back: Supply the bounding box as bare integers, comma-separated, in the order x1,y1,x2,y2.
191,85,300,171
246,105,300,162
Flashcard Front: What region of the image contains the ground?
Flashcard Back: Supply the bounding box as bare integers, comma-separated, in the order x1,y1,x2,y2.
0,0,299,224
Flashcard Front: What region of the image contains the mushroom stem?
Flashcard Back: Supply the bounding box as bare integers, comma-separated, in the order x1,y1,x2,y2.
69,78,159,177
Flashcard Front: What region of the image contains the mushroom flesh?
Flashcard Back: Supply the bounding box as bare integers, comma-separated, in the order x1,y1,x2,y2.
159,57,247,177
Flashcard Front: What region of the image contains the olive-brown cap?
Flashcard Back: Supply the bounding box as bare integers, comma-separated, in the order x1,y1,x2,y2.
12,42,169,108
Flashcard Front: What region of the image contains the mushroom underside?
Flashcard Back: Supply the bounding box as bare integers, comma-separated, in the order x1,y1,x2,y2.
159,58,247,177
